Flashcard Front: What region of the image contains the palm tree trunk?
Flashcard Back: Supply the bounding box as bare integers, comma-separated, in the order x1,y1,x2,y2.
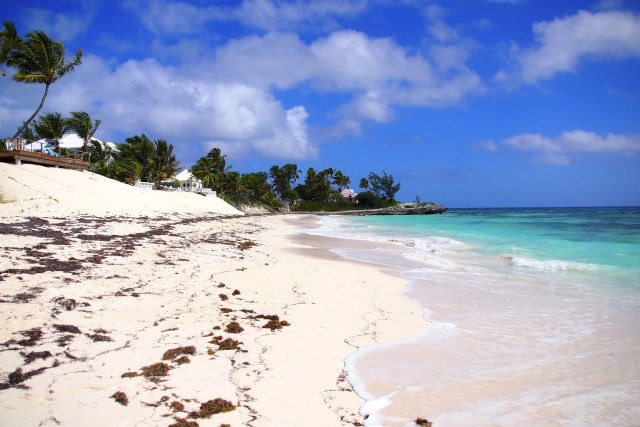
12,83,50,139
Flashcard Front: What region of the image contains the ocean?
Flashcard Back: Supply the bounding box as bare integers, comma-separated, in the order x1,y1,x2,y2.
306,207,640,426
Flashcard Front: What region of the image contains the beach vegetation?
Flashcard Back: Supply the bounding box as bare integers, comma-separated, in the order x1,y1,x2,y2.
2,23,83,138
151,139,180,188
89,139,116,176
66,111,101,152
32,112,69,154
366,171,401,202
0,21,20,77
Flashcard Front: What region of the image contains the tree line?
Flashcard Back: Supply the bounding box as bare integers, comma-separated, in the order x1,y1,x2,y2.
1,21,401,211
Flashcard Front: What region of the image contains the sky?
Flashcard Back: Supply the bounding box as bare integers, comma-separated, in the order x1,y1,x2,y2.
1,0,639,207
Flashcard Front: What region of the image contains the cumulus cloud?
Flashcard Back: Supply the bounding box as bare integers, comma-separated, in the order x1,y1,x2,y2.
502,9,640,84
3,1,483,162
480,130,640,165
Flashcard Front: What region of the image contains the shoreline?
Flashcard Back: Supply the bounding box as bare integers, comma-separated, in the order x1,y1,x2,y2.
0,206,428,425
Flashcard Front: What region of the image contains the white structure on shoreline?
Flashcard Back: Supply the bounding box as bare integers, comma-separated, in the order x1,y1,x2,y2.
341,188,357,200
174,169,203,191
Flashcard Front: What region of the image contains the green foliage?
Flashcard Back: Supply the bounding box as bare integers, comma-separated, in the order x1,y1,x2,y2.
88,140,115,176
5,26,82,138
32,112,69,152
117,134,156,182
1,21,20,77
191,148,229,195
67,111,101,152
151,139,179,188
355,191,395,209
367,171,401,202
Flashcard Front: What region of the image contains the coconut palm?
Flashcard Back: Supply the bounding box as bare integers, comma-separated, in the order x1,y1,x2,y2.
332,170,350,190
191,156,218,189
67,111,101,152
359,177,370,191
7,30,82,138
118,134,156,182
0,21,20,77
89,140,115,176
152,139,180,188
32,112,69,153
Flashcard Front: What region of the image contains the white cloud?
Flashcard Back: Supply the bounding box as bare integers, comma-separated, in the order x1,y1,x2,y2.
509,10,640,84
495,130,640,165
236,0,367,31
2,1,483,162
21,4,98,42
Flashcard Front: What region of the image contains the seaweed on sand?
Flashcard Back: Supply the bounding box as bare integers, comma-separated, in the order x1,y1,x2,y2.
170,400,185,411
162,346,196,361
53,324,82,334
208,336,241,351
169,418,199,427
415,418,433,426
253,314,290,330
188,398,236,418
22,350,52,364
15,327,44,346
140,362,172,380
0,366,47,389
225,321,244,334
110,391,129,406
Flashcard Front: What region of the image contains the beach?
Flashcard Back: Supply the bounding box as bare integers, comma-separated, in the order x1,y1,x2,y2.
0,163,426,426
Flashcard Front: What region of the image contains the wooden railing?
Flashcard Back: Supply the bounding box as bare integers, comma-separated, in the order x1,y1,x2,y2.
2,138,91,163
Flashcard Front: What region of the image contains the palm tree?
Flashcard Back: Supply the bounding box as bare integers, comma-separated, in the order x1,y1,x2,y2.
332,170,350,190
359,177,370,191
7,30,82,138
119,134,156,182
152,139,179,188
0,21,20,77
89,139,115,176
269,163,299,196
32,112,69,153
191,156,218,189
67,111,101,152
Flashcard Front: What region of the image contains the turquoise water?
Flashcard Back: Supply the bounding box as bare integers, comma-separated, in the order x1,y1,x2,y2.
306,207,640,426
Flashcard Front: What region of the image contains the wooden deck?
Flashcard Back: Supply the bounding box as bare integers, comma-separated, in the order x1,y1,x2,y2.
0,149,90,170
1,139,90,170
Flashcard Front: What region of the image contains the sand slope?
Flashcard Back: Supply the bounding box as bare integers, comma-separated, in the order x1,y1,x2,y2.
0,163,242,217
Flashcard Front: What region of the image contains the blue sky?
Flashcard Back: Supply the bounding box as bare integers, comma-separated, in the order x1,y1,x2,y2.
1,0,639,207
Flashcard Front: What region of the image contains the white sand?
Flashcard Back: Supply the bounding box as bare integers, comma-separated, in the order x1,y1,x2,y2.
0,163,426,426
0,163,242,217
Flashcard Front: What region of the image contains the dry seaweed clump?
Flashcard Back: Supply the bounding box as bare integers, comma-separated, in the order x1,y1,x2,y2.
189,398,236,418
209,336,241,351
110,391,129,406
254,314,290,330
225,321,244,334
415,417,433,426
163,346,196,361
170,401,185,412
169,418,199,427
140,362,172,379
